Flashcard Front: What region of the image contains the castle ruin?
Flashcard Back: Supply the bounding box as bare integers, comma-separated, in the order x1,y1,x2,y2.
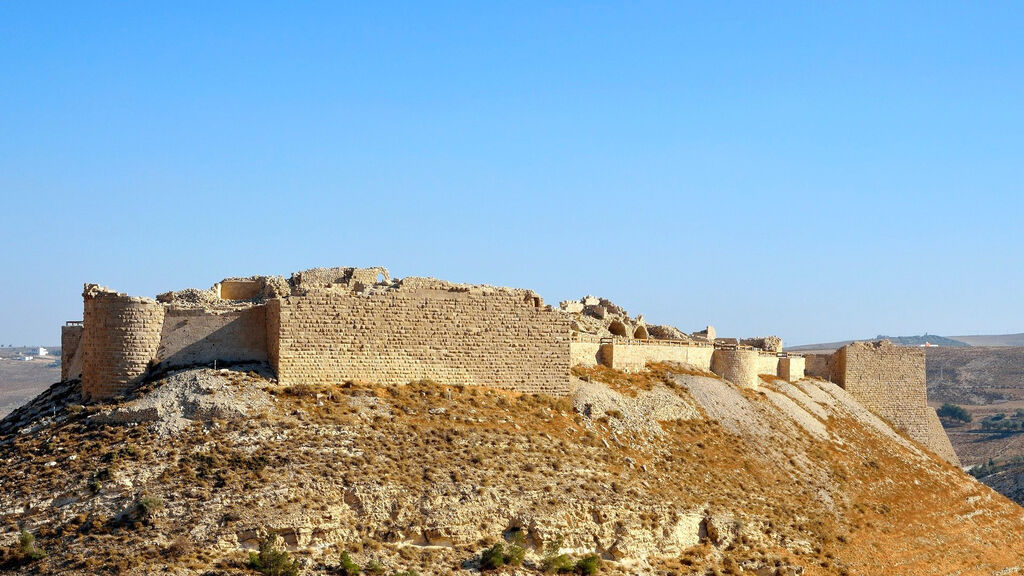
60,266,956,464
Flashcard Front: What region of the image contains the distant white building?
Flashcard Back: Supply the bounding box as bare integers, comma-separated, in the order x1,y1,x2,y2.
20,356,34,361
36,347,49,356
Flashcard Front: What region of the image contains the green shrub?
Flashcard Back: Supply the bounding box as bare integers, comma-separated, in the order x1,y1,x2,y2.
338,550,360,576
480,542,505,570
18,531,46,562
937,403,971,423
364,560,385,576
248,535,299,576
540,536,573,574
575,554,601,575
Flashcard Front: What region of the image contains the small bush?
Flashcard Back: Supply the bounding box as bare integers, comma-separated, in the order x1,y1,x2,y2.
248,535,299,576
575,555,601,575
542,537,574,574
338,550,360,576
364,560,385,575
19,531,47,561
480,542,505,570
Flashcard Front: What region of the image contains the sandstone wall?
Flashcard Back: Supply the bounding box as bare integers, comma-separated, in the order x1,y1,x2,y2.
803,354,831,380
81,287,165,401
570,342,603,368
598,342,714,372
272,289,572,395
61,324,84,381
156,306,268,369
833,341,959,465
756,354,781,377
778,357,805,381
711,349,761,388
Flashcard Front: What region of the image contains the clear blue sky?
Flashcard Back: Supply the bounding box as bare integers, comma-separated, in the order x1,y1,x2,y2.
1,2,1022,346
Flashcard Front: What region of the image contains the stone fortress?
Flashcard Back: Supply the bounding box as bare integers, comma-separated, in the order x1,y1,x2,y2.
59,266,957,464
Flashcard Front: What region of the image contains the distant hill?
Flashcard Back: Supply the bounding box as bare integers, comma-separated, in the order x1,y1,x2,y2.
948,333,1024,347
789,334,972,352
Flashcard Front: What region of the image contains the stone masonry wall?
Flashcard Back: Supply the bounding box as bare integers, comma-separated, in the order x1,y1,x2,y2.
570,342,603,368
778,357,805,381
61,324,84,381
272,288,572,395
81,286,165,401
756,354,780,377
156,306,268,369
711,349,762,388
834,341,959,465
599,343,714,373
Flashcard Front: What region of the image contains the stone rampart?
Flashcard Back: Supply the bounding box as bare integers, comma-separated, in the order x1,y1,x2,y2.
156,306,268,369
756,354,780,377
597,342,714,372
832,341,959,465
272,287,572,395
570,341,603,368
710,348,762,388
778,356,805,381
81,285,165,401
61,323,84,381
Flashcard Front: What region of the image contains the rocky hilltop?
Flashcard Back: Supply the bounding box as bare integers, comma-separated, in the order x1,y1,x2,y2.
1,362,1022,575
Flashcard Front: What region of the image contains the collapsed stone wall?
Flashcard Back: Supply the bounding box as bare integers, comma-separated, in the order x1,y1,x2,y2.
272,287,572,395
832,341,959,465
156,306,269,370
81,286,166,401
61,324,84,381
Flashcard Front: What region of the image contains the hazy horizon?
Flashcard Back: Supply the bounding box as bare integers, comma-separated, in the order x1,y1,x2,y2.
2,3,1022,346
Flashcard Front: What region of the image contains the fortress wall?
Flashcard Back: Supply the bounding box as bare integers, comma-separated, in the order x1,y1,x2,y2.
833,342,959,465
778,357,805,381
61,324,84,381
266,299,280,372
81,287,165,401
155,306,268,369
570,342,603,368
597,343,714,372
273,289,572,395
835,344,927,413
803,354,831,380
756,354,781,377
711,349,761,388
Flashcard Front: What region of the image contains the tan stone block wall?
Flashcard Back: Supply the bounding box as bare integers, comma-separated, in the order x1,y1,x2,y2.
756,354,781,377
778,357,805,381
836,345,927,412
710,349,761,388
266,298,280,372
834,343,958,465
273,289,571,395
570,342,602,368
218,280,262,300
156,306,268,369
81,289,165,401
600,343,714,372
61,325,83,381
803,354,831,380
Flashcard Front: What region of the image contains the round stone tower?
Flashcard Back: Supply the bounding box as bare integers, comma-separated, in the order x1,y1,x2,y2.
81,284,165,401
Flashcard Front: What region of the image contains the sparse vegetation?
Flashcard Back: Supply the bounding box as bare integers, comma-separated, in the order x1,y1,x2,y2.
937,403,971,423
248,535,299,576
338,550,360,576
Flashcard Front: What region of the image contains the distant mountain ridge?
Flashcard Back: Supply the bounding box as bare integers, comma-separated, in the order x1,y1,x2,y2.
789,333,1023,351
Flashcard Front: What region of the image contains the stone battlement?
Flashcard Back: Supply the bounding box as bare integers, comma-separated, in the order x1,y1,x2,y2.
61,267,953,467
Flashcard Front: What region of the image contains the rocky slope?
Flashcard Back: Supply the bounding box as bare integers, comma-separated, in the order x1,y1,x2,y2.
0,363,1022,575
